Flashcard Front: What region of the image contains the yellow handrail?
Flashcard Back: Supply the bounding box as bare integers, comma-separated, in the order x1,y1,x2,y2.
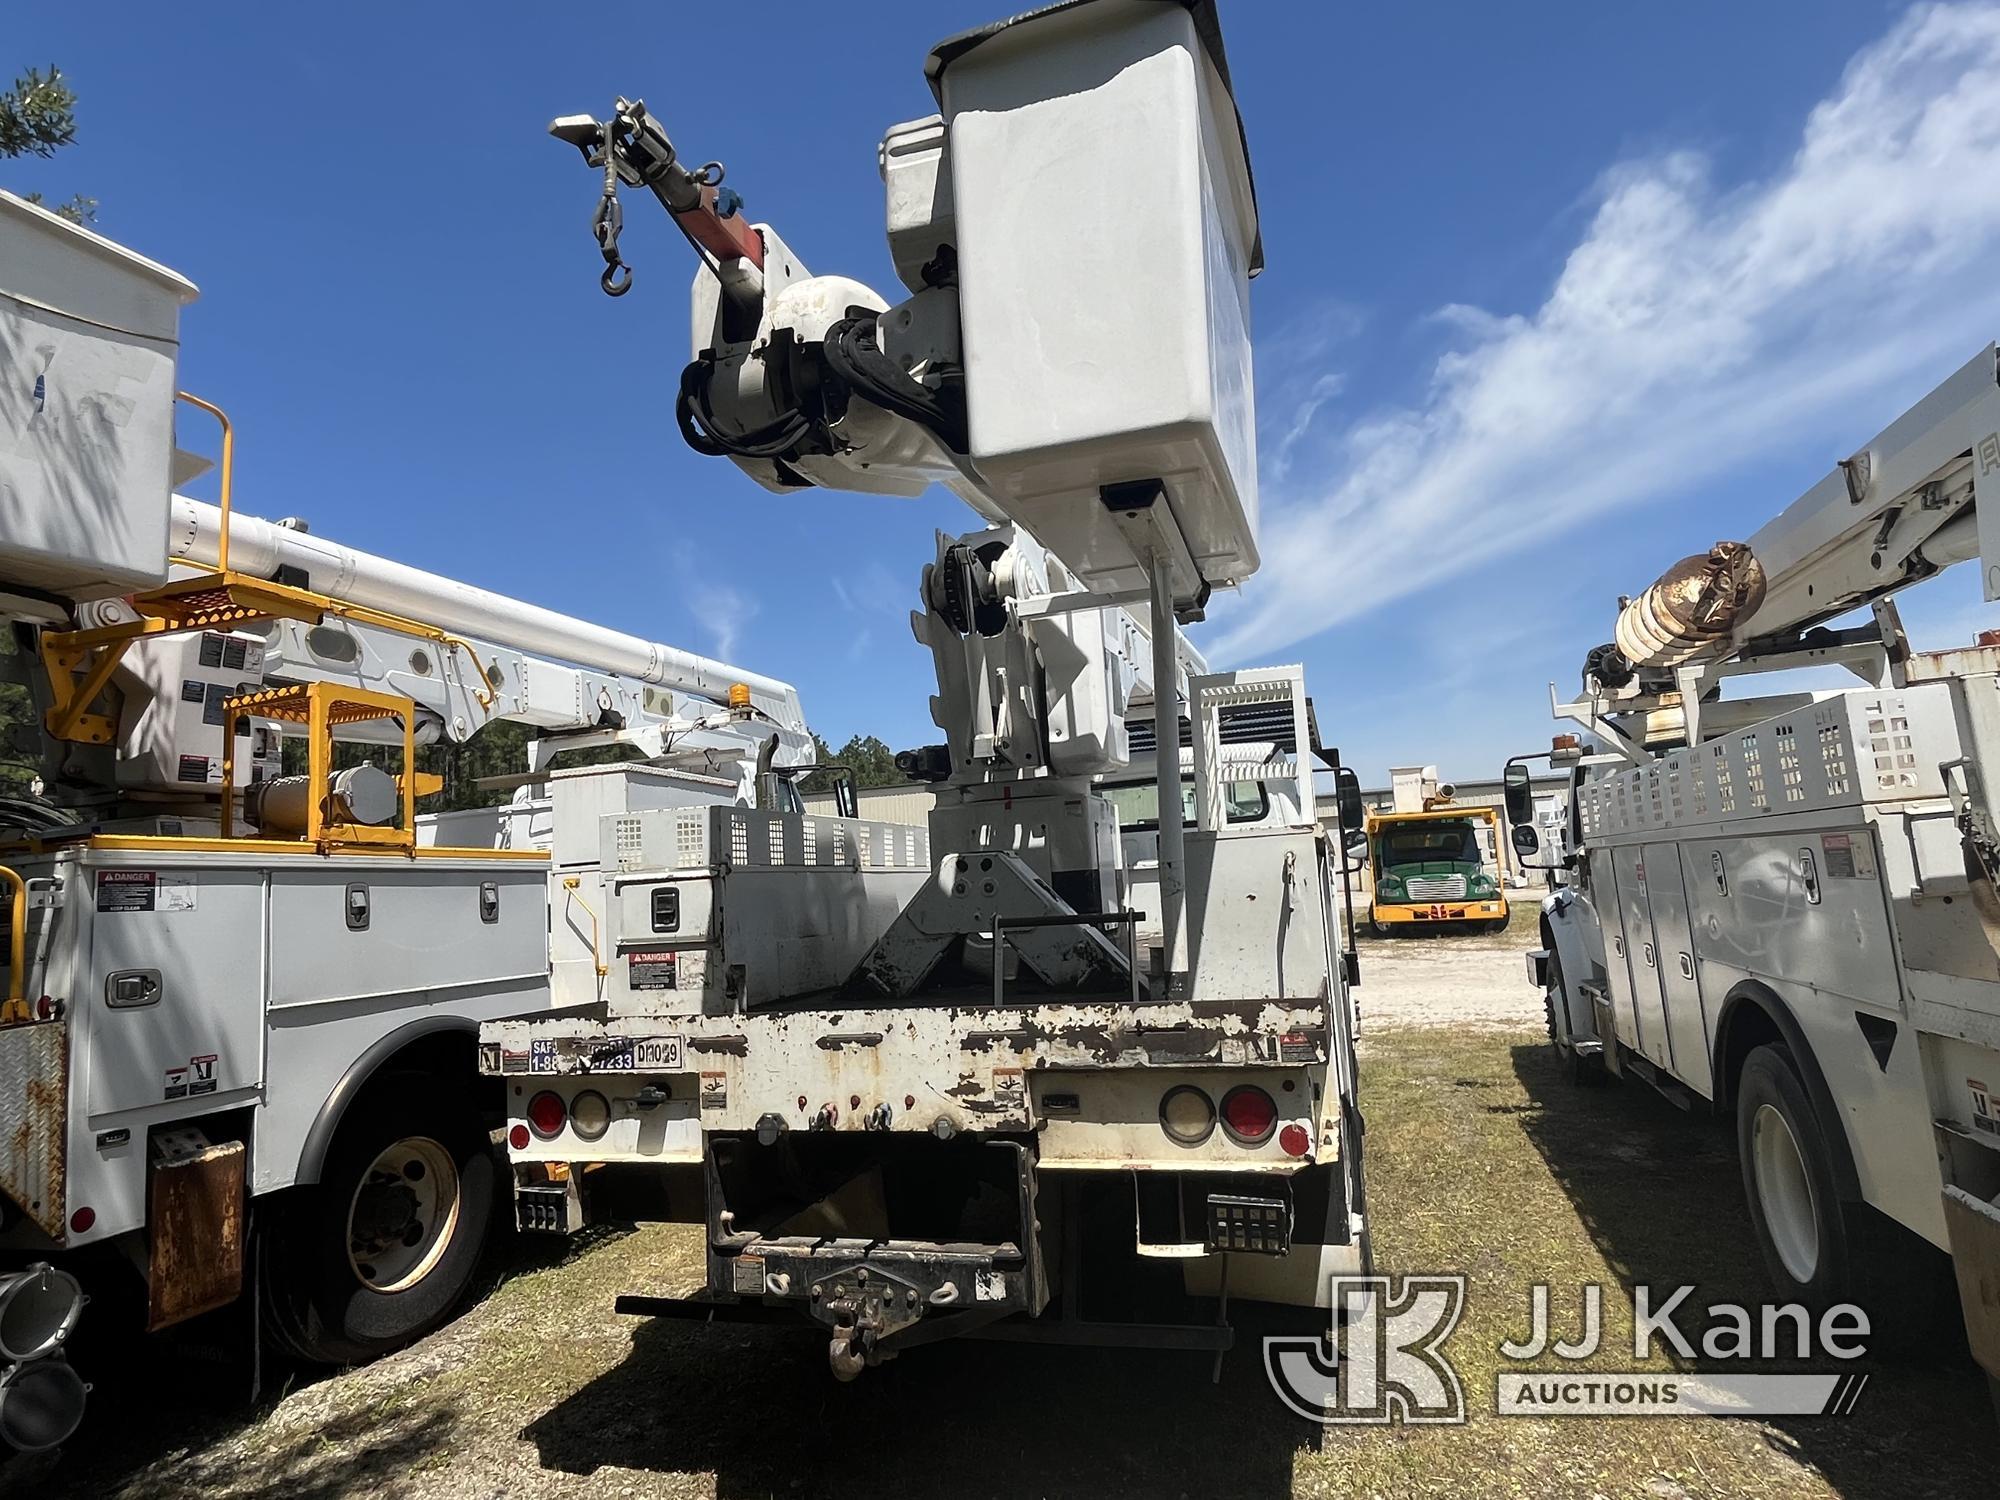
563,877,608,978
174,391,234,575
0,865,28,1023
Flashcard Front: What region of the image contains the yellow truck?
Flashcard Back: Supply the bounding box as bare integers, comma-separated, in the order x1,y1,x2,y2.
1365,767,1509,935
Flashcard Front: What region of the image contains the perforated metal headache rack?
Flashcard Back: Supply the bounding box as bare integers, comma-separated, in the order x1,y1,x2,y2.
1575,684,1959,844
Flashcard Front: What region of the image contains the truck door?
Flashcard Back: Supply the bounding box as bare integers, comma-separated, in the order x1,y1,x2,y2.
1610,846,1672,1068
1641,842,1711,1095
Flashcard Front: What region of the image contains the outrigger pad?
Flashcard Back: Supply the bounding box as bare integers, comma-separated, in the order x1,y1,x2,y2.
843,850,1131,1001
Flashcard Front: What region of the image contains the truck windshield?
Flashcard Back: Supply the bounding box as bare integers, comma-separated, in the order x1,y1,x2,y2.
1102,778,1268,831
1380,821,1481,866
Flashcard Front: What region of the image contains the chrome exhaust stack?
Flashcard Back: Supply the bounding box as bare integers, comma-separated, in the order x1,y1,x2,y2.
0,1355,88,1454
0,1265,90,1454
0,1265,85,1363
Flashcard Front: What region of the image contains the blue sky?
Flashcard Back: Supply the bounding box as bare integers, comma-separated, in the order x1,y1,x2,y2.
11,1,2000,785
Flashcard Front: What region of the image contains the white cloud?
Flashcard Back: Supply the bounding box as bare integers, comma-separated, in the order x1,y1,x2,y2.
689,580,756,662
1213,2,2000,662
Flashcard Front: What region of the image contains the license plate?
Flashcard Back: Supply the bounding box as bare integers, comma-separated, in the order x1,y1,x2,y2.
632,1036,684,1071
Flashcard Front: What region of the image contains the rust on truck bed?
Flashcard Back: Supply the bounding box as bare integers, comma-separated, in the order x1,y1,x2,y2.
482,997,1333,1136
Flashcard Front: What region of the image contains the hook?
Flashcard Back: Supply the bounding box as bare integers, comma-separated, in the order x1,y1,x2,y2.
601,261,633,297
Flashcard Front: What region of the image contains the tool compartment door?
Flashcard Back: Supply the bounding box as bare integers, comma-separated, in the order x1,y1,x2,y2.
1610,846,1671,1067
85,864,266,1116
1591,849,1641,1051
1641,842,1711,1094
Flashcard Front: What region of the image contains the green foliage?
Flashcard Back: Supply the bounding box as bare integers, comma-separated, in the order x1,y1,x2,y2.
22,190,95,225
3,66,94,223
0,632,39,795
0,67,76,158
800,731,909,793
831,734,904,788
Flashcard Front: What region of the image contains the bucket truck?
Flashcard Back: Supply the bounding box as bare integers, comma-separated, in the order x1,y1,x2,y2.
1497,344,2000,1397
1363,768,1509,935
0,188,827,1449
484,0,1370,1381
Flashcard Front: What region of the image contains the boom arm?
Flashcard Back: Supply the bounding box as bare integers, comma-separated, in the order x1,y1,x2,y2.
546,2,1266,969
1562,345,2000,761
161,497,814,784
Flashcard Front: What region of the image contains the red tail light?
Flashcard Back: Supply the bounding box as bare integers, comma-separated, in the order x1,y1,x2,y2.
508,1124,531,1151
1279,1123,1312,1158
526,1091,567,1139
1219,1086,1277,1146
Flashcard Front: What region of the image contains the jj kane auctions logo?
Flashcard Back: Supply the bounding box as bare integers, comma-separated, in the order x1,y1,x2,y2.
1264,1277,1872,1423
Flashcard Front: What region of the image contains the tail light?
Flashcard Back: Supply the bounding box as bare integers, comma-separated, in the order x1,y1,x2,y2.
1279,1123,1312,1158
1219,1086,1277,1146
1158,1085,1216,1145
508,1124,530,1151
526,1091,567,1139
569,1090,611,1142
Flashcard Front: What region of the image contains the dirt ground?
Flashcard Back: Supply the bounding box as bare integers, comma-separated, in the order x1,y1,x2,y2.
11,931,1988,1499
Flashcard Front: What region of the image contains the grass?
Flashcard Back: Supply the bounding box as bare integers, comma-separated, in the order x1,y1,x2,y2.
62,1025,1994,1499
1304,1028,1989,1497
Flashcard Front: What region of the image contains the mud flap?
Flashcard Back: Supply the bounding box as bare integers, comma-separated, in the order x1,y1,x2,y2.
1943,1186,2000,1381
146,1136,245,1331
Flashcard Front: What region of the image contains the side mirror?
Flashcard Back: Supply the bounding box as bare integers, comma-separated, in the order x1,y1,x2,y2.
1502,761,1534,826
1512,824,1541,857
1334,766,1366,835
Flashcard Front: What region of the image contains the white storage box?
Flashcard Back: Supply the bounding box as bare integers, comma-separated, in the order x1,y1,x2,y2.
928,0,1261,594
0,191,198,600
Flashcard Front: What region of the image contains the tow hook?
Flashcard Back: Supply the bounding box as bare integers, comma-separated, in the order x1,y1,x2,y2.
812,1263,922,1379
828,1322,875,1381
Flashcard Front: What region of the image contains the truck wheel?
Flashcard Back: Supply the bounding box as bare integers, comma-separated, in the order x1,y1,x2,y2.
1543,948,1603,1086
263,1082,499,1366
1736,1044,1847,1308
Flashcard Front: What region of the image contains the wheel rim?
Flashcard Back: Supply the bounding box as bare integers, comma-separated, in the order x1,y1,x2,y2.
346,1135,461,1293
1752,1103,1820,1284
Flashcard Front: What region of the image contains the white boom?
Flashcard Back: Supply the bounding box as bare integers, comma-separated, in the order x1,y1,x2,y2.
1560,346,2000,760
167,497,806,735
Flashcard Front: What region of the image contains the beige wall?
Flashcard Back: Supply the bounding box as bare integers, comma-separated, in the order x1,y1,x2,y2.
803,783,936,826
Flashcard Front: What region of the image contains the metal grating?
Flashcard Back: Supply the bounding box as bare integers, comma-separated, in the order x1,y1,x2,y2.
1864,700,1920,790
1819,718,1851,797
1775,725,1805,804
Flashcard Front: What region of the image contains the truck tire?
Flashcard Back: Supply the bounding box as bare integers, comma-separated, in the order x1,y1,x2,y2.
1543,948,1604,1086
1736,1044,1848,1309
263,1081,499,1366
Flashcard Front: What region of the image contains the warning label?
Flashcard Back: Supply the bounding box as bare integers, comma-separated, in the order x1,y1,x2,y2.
627,950,679,991
1972,1079,1998,1137
95,871,195,913
177,754,211,784
197,633,253,672
97,870,158,912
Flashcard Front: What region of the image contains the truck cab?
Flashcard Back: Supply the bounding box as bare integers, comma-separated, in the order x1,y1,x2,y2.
1365,799,1508,934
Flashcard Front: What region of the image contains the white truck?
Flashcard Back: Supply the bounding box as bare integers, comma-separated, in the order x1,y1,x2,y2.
1504,345,2000,1399
483,0,1372,1379
0,190,821,1451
